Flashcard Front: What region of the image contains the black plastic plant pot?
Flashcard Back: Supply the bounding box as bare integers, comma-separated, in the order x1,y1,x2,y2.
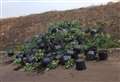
71,54,78,59
39,42,45,49
67,50,74,55
42,57,51,66
7,52,14,57
60,55,71,65
98,50,108,61
90,30,97,36
75,59,86,71
7,50,14,57
55,45,62,50
73,45,82,54
74,45,81,49
16,53,24,59
31,48,38,54
36,39,42,45
55,54,63,60
85,50,97,61
51,28,57,33
46,53,52,58
24,55,35,63
91,46,97,51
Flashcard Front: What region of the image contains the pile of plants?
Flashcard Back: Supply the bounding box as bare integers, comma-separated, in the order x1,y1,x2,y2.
8,21,120,72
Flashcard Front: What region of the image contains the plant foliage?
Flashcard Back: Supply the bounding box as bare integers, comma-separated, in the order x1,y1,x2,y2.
12,21,120,72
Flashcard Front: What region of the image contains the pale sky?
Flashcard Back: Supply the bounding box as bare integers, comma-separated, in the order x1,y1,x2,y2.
0,0,118,18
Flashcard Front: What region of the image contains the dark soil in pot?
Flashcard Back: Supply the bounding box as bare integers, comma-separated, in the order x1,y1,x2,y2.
98,49,108,61
85,46,97,61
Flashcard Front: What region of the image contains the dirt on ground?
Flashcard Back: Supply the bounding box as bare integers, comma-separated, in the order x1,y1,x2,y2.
0,49,120,82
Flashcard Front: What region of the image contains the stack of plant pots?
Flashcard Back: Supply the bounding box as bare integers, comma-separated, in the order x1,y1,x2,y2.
7,21,114,72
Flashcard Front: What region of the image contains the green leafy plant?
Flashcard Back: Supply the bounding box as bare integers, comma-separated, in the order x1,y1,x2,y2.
24,63,35,72
34,49,44,61
14,58,22,65
65,59,74,69
47,60,59,69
